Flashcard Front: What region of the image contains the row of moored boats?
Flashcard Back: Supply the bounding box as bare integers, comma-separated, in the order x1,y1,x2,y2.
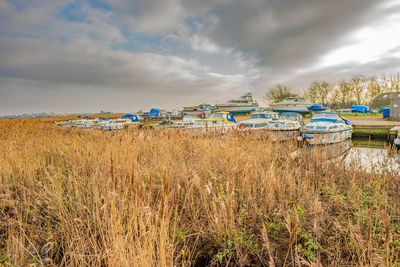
57,110,353,145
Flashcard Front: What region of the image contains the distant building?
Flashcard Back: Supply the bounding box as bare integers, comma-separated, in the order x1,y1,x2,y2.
392,98,400,119
371,92,400,108
372,92,400,118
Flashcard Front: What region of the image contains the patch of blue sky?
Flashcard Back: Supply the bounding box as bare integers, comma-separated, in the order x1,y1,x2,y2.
85,0,112,11
185,16,203,35
111,31,192,56
60,0,113,23
60,2,88,22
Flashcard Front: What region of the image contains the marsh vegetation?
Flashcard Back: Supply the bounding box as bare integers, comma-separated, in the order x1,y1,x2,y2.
0,119,399,266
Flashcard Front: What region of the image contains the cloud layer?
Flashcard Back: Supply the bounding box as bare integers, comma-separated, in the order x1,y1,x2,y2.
1,0,400,114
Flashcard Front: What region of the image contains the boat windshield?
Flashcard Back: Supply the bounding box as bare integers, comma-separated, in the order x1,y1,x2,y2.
250,113,277,119
311,113,341,123
268,122,285,129
281,98,305,103
227,99,250,104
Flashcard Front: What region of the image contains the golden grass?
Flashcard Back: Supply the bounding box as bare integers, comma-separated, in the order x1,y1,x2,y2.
0,119,399,266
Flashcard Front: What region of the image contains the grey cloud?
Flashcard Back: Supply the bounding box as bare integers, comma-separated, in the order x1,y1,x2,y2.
192,0,380,69
1,0,400,115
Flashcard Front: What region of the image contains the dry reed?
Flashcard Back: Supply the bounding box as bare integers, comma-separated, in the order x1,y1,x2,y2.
0,119,399,266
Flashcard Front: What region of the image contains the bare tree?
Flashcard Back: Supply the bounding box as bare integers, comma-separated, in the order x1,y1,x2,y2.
350,74,366,104
263,84,297,103
332,80,353,108
305,80,332,105
390,73,400,92
366,76,383,103
380,74,391,93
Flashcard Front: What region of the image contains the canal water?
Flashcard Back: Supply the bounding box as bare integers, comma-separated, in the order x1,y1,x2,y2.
345,138,400,175
297,138,400,175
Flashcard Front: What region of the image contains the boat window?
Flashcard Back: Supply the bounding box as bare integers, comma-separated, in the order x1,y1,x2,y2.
195,121,207,126
250,113,274,119
268,122,285,129
316,126,327,130
245,123,254,128
210,113,225,119
287,123,294,128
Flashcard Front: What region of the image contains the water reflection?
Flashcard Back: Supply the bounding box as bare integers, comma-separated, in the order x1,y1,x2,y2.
296,138,400,175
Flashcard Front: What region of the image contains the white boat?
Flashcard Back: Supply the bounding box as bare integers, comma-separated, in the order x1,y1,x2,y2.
299,112,352,145
270,97,311,114
238,111,279,131
99,114,140,130
186,112,237,134
57,118,95,128
266,120,301,141
171,115,200,128
215,93,259,114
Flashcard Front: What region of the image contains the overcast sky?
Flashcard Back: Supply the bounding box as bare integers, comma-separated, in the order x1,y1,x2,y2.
1,0,400,115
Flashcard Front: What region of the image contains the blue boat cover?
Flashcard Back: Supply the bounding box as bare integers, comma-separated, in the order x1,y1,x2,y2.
350,105,370,113
143,108,161,117
307,104,328,112
120,114,139,122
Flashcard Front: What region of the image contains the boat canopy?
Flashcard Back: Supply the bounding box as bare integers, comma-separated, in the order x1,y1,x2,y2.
250,112,278,120
310,112,351,125
280,112,305,126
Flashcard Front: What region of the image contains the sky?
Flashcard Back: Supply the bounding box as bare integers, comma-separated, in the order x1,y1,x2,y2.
1,0,400,115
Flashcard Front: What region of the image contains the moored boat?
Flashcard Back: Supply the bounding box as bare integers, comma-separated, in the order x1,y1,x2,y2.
215,93,259,115
298,112,352,145
270,97,311,114
238,111,279,131
266,119,301,141
98,114,140,130
186,112,237,134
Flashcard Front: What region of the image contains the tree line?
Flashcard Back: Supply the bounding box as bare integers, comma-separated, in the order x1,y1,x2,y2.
264,73,400,109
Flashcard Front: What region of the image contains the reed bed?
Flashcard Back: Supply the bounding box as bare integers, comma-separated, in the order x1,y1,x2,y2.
0,119,399,266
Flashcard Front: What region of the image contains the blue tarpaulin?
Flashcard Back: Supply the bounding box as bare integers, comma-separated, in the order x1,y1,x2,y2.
350,105,370,114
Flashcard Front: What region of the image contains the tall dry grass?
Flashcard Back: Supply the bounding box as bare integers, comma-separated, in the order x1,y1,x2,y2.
0,119,399,266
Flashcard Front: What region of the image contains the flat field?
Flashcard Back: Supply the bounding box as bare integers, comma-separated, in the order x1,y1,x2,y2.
0,119,399,266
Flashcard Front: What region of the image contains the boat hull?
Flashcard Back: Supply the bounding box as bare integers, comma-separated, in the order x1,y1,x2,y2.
301,129,352,145
216,105,258,114
186,125,237,134
271,106,310,114
267,129,300,142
